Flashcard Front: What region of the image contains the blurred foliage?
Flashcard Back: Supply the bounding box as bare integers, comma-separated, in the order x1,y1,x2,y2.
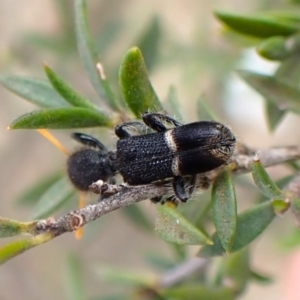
2,0,300,299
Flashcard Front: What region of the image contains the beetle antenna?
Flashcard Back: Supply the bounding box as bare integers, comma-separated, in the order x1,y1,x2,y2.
37,129,70,156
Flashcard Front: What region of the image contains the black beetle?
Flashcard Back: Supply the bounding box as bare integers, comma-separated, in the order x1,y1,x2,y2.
67,112,236,202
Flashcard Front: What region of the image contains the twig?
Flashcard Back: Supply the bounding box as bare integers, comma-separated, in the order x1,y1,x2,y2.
159,257,209,288
232,145,300,173
35,183,169,236
33,144,300,237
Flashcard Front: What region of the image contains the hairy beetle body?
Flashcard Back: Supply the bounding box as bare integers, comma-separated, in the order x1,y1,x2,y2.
117,131,173,184
67,112,236,202
117,121,235,185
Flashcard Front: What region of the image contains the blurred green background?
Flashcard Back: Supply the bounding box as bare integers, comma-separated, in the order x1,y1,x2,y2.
1,0,300,299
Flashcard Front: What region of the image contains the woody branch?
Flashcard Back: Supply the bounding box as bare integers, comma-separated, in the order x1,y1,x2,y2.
33,143,300,237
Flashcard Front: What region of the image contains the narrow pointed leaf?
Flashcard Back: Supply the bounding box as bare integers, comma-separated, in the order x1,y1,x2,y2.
162,286,234,300
137,16,161,71
221,248,250,294
264,101,286,131
0,74,69,108
0,218,38,237
257,36,290,61
31,177,76,219
276,174,295,188
238,70,300,115
155,205,212,245
119,47,162,117
16,172,63,206
266,49,300,130
250,270,273,283
74,0,118,110
212,170,237,252
251,157,282,198
199,201,276,257
266,12,300,23
275,51,300,83
9,107,112,129
0,218,23,237
215,11,298,38
0,233,53,265
44,64,96,110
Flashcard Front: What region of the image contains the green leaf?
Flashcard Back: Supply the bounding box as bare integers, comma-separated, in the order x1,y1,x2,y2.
266,45,300,130
137,16,161,71
161,286,234,300
16,172,63,206
9,107,112,129
215,11,298,38
0,218,23,237
0,233,53,265
121,205,153,232
266,12,300,23
238,70,300,115
31,177,76,219
199,201,276,257
0,218,38,237
44,64,96,110
212,170,237,253
155,204,212,245
264,101,286,131
0,74,69,108
251,157,282,198
276,174,295,189
275,51,300,83
65,254,85,300
220,248,250,294
74,0,118,110
97,266,157,286
250,270,273,284
119,47,163,117
257,36,291,61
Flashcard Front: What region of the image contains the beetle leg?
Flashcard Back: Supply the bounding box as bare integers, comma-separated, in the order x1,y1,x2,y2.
150,195,177,205
115,121,149,139
186,175,196,197
150,196,163,203
72,132,107,151
142,112,182,132
90,179,122,195
173,175,196,202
